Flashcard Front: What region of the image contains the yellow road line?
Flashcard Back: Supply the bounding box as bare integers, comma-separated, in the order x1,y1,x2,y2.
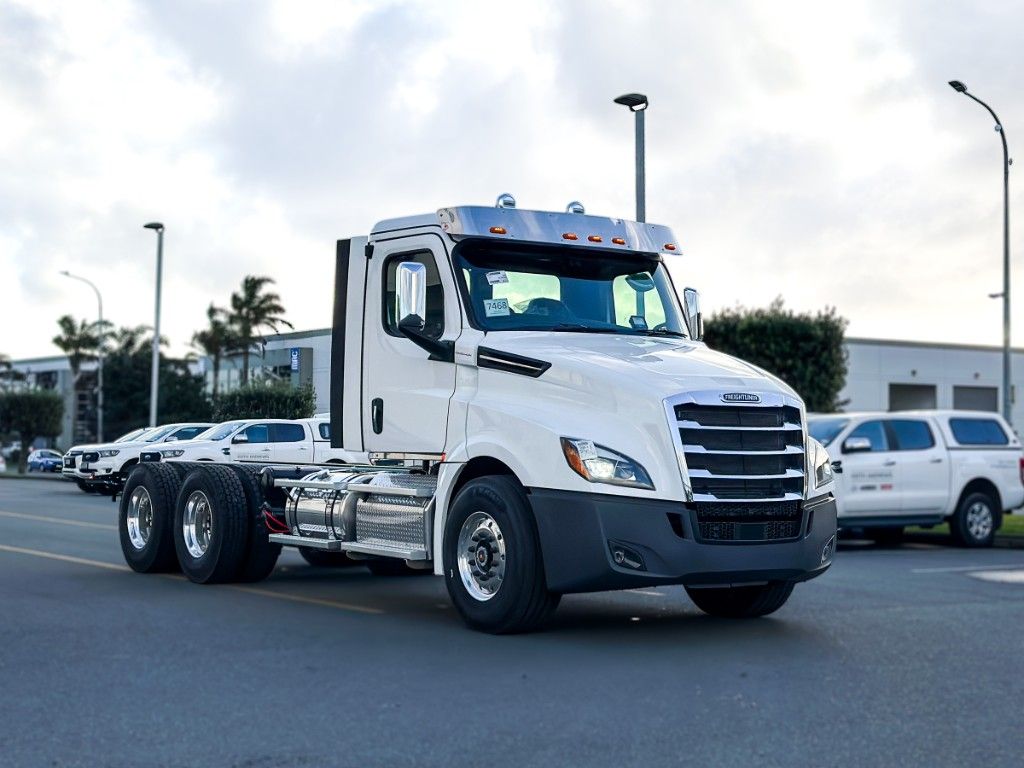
0,543,129,571
0,509,117,531
0,542,383,615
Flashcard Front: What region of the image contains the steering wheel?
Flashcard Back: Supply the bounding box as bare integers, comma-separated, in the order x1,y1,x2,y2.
522,297,573,321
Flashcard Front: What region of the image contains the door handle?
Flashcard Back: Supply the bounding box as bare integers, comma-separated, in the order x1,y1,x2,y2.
371,398,384,434
930,457,943,463
883,460,897,467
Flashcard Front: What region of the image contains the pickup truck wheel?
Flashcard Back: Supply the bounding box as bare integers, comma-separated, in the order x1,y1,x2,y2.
173,466,248,584
229,464,282,582
950,492,999,548
299,548,357,568
686,582,794,618
443,476,560,634
119,465,181,573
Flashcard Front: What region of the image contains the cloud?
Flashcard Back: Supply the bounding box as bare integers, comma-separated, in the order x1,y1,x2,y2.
0,0,1020,361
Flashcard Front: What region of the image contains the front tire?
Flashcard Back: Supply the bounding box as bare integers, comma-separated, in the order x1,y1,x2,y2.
173,466,249,584
442,476,560,634
119,465,181,573
950,491,999,548
686,582,794,618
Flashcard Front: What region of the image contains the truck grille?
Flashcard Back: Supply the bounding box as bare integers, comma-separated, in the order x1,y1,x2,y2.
669,392,807,543
692,501,802,542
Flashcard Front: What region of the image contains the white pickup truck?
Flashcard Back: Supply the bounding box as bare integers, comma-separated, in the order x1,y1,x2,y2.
808,410,1024,546
78,423,213,493
141,418,364,466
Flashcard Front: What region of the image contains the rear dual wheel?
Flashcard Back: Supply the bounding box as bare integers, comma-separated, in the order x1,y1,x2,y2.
118,464,181,573
173,466,249,584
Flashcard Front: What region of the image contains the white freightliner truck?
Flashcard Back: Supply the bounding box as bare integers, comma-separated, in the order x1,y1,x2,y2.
118,197,839,633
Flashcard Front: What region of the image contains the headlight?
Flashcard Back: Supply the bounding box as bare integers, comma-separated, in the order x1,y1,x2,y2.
560,438,654,490
160,449,185,458
807,437,833,490
98,449,120,458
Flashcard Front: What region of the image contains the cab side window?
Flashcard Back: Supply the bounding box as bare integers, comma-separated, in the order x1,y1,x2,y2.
888,419,935,451
241,424,269,443
847,420,889,452
271,423,306,443
383,250,445,340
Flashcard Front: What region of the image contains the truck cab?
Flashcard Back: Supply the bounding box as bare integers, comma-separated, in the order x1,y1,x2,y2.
117,197,839,633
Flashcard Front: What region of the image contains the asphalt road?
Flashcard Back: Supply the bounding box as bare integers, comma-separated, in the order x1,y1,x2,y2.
2,480,1023,768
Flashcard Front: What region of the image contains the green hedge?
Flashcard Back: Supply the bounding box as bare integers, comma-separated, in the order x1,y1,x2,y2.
212,382,316,421
0,390,65,472
703,300,848,413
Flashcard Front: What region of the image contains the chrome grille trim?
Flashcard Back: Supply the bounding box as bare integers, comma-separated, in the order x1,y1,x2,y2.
664,390,808,504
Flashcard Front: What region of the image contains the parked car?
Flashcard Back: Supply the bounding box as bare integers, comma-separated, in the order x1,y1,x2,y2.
808,410,1024,547
27,449,64,472
63,427,152,491
77,422,214,492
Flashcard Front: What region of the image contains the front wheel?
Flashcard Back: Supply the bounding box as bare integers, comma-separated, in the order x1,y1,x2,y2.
442,476,560,634
686,582,794,618
950,492,999,548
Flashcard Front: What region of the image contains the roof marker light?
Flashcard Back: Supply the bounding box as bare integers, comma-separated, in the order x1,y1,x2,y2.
664,243,677,251
588,235,602,243
562,233,579,241
612,237,626,245
489,226,507,235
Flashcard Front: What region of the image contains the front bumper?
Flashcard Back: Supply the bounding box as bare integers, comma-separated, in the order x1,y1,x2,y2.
528,488,837,594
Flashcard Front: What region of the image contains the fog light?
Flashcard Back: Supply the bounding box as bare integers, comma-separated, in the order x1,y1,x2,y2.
821,535,836,564
609,540,646,571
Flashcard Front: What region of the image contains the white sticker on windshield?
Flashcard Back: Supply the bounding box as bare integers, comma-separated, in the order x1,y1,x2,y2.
483,298,510,317
486,271,509,285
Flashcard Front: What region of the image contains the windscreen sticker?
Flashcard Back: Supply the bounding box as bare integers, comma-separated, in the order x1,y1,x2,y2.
486,270,509,285
483,298,510,317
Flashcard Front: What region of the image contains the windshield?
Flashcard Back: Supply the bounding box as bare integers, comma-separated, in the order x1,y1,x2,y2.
808,417,850,446
115,428,148,443
195,420,247,442
143,425,179,442
453,241,687,336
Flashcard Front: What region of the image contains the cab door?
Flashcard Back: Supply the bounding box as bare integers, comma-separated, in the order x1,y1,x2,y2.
887,418,949,515
361,234,460,454
271,422,312,464
838,419,901,517
230,422,273,463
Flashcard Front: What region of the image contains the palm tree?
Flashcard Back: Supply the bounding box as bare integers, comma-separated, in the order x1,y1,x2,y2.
52,315,105,442
228,276,293,384
191,304,236,398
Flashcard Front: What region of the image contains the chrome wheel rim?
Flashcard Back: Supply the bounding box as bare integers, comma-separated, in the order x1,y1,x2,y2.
126,486,153,551
966,501,993,541
182,490,213,559
457,511,506,602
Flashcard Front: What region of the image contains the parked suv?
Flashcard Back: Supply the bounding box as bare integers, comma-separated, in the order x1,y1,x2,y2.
808,410,1024,547
78,423,213,493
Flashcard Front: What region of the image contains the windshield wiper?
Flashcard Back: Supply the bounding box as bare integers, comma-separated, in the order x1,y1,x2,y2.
549,323,621,334
642,328,688,338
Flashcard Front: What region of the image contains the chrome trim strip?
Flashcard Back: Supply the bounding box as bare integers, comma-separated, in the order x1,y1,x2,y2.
677,420,802,432
690,492,805,504
687,469,805,480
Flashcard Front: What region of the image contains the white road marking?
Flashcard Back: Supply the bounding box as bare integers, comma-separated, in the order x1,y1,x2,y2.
0,542,384,615
967,570,1024,584
911,564,1024,574
0,509,116,531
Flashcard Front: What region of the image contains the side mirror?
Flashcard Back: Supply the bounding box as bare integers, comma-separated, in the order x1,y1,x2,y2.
831,460,843,475
683,287,703,341
231,434,249,445
396,262,427,332
842,436,872,454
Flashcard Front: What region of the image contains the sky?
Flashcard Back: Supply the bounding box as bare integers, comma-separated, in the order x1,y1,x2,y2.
1,0,1022,360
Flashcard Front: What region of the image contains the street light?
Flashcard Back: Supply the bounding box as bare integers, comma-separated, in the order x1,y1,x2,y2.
949,80,1013,423
59,270,105,443
143,222,164,428
614,92,649,222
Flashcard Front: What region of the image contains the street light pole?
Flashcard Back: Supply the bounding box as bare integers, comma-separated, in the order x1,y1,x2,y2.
143,222,164,428
614,93,649,222
59,270,104,443
949,80,1013,424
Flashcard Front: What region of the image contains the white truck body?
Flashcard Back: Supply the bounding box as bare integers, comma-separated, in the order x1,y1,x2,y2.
117,199,840,632
809,410,1024,545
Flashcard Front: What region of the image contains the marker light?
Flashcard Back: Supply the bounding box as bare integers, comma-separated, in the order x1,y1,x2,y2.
612,237,626,245
664,243,677,251
562,233,578,241
588,235,602,243
489,226,507,235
